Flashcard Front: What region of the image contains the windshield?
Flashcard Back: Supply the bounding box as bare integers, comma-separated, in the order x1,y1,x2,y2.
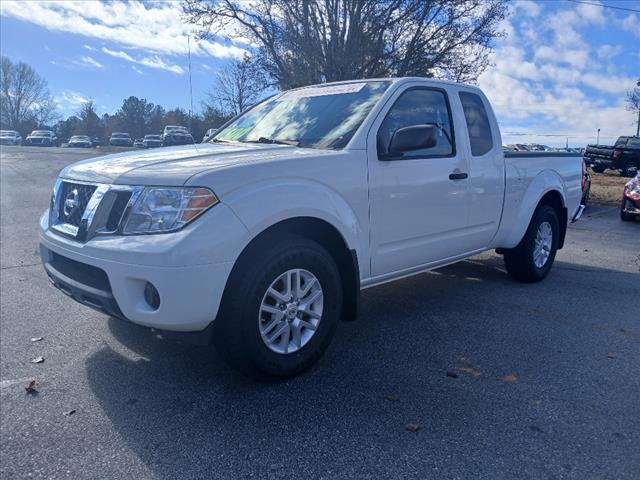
212,81,390,149
626,137,640,149
145,135,161,140
32,131,51,136
112,133,129,138
0,131,17,136
166,126,188,132
71,136,89,140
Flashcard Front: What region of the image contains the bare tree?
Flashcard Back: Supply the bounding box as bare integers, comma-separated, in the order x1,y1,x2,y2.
627,79,640,137
205,55,267,116
0,56,57,130
183,0,507,89
76,100,101,137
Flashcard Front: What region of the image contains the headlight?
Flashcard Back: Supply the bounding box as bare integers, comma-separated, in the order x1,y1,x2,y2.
123,187,219,234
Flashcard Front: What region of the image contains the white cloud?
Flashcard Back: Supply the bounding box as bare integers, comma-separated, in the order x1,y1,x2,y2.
621,13,640,38
513,0,542,17
55,90,90,111
101,47,185,75
596,44,623,60
0,0,246,59
132,66,144,75
479,1,637,147
78,56,104,69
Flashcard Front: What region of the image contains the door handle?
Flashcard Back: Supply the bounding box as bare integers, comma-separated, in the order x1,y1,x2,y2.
449,172,468,180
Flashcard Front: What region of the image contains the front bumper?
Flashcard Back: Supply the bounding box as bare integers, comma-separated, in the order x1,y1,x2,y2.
39,202,250,332
26,138,52,146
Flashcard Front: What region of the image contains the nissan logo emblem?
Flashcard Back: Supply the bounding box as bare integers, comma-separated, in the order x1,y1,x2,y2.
63,189,80,219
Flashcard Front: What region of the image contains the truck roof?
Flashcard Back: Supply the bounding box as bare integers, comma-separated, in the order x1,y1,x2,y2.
287,77,482,92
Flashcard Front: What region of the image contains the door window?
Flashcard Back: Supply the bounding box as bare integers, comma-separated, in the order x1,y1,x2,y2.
377,88,454,158
459,92,494,157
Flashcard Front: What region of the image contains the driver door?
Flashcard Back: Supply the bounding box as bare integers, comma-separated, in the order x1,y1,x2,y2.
368,86,471,277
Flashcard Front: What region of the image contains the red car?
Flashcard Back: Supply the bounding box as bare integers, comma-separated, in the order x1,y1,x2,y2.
621,172,640,221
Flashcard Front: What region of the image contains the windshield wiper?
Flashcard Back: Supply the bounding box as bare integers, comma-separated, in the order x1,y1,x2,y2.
249,137,301,147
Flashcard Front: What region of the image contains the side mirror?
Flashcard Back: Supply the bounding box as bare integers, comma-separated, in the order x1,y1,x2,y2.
387,124,437,156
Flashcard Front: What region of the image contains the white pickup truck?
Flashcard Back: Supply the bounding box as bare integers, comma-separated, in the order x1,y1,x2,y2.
40,78,586,378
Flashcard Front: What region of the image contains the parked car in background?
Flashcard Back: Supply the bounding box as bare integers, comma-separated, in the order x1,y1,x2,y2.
109,132,133,147
133,138,145,148
620,172,640,221
67,135,93,148
202,128,218,143
142,134,162,149
513,144,530,151
25,130,57,146
40,78,586,379
0,130,22,146
528,144,551,151
162,125,194,146
584,136,640,177
91,137,102,148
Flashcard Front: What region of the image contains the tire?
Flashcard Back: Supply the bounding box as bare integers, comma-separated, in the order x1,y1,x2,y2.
504,205,560,283
214,234,342,380
620,199,635,222
620,210,634,222
591,165,605,173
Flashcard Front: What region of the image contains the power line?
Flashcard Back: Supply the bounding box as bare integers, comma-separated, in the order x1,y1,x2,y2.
565,0,640,13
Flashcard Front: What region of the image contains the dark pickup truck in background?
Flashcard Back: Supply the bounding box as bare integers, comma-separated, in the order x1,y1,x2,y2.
583,136,640,177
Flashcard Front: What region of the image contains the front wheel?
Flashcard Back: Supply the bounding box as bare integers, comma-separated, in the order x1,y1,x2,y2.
504,205,560,283
214,234,342,380
591,165,606,173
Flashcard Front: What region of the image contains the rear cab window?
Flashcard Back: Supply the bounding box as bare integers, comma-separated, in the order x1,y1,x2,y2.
459,91,494,157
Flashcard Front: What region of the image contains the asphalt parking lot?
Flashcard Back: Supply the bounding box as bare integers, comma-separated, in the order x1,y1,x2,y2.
1,146,639,479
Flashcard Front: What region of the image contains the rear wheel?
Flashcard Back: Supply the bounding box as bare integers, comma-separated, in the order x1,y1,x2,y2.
591,165,606,173
504,205,560,283
214,234,342,380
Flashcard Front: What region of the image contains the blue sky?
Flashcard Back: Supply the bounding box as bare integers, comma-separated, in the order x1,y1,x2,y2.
1,0,639,146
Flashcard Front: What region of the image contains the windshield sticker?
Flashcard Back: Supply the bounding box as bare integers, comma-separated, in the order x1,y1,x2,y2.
282,83,366,99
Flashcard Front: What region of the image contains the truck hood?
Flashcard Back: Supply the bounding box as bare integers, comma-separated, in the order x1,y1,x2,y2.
59,143,307,185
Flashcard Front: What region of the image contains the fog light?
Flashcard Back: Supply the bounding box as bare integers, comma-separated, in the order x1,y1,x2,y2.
144,282,160,310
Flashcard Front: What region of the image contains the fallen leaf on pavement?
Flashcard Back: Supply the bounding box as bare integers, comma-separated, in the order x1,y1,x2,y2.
405,423,421,432
607,353,617,359
30,337,43,343
25,380,37,394
459,367,482,377
446,371,459,378
385,394,399,402
498,373,518,383
63,410,76,416
31,356,45,364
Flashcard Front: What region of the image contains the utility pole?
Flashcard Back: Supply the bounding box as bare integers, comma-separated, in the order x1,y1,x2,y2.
597,128,600,144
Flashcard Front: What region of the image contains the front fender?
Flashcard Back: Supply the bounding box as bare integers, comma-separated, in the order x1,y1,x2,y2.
222,177,367,271
496,169,568,249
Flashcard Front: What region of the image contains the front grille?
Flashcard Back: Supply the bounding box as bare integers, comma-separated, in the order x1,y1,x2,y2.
58,182,97,227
